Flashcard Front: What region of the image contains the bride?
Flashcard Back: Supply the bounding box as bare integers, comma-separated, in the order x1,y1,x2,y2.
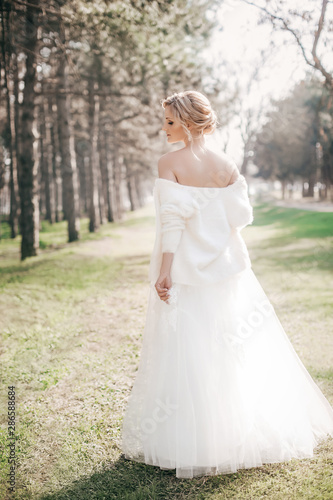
121,90,333,479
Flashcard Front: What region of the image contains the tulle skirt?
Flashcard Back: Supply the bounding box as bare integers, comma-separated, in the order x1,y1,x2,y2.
121,267,333,479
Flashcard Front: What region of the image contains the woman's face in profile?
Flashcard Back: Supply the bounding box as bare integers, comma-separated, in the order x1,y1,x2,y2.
162,106,187,144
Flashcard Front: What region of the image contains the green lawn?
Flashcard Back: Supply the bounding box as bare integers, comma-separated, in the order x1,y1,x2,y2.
0,202,332,500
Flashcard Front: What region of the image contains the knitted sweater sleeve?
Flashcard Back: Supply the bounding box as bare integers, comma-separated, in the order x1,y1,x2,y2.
223,179,254,230
158,184,199,253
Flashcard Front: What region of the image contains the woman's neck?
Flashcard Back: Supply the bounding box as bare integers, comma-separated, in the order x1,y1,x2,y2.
183,135,206,150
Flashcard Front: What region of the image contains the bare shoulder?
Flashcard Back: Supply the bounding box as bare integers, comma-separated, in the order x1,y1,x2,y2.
210,151,241,185
213,150,238,171
225,157,241,184
158,150,184,182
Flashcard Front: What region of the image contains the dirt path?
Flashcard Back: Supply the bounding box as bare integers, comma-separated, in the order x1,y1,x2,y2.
75,203,156,258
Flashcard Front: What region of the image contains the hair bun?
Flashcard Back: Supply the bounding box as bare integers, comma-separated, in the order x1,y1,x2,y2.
203,110,217,134
162,90,217,139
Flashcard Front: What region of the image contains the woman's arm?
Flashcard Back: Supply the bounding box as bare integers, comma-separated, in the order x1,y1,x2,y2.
160,252,174,275
155,252,174,303
154,160,178,303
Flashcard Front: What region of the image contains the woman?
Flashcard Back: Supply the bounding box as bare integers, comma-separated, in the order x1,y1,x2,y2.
121,90,333,479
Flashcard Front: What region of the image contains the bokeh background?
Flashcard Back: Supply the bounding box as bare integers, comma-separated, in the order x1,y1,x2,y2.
0,0,332,259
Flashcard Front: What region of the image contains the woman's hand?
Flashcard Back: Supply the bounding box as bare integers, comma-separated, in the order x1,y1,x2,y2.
155,273,172,304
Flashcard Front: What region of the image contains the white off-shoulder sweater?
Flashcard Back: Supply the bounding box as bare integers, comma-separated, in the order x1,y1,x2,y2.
148,175,254,286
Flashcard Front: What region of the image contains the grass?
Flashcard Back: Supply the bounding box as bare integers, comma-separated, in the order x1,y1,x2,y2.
0,201,332,499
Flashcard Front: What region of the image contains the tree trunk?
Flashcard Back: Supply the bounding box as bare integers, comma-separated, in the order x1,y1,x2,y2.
97,159,105,225
302,176,316,198
48,98,62,222
104,128,114,223
38,103,46,217
127,177,135,212
1,1,19,238
113,142,123,221
329,184,333,203
98,127,108,221
88,78,100,232
124,159,138,212
55,14,80,241
75,140,87,216
11,49,21,236
134,171,144,208
40,95,56,223
307,174,315,197
17,0,40,260
98,102,109,224
0,146,5,240
281,179,286,200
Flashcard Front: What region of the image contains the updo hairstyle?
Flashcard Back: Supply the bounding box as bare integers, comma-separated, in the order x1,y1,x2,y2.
161,90,217,142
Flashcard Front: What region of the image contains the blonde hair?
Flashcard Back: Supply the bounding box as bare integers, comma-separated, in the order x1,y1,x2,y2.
161,90,217,143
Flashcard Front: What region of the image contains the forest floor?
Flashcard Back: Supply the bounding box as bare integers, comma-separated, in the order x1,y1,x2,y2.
0,201,333,500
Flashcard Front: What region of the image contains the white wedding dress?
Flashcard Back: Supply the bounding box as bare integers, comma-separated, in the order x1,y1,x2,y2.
121,175,333,479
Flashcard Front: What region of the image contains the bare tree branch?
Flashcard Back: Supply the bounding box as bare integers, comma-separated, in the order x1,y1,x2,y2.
241,0,333,89
11,0,62,17
113,112,141,124
35,88,145,101
311,0,332,86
